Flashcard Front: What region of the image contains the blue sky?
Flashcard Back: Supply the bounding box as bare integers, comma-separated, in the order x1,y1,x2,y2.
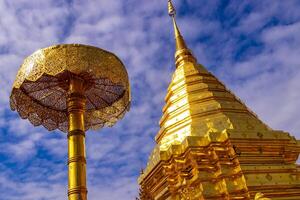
0,0,300,199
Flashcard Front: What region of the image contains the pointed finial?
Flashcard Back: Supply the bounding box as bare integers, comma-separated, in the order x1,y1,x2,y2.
168,0,176,17
167,0,196,67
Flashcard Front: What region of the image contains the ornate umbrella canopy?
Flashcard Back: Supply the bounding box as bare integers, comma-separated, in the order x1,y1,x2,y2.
10,44,130,132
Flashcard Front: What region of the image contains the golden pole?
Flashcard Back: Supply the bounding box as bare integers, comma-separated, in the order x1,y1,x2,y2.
67,77,87,200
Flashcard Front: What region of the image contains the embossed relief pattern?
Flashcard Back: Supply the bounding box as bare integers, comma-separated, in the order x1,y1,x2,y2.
10,44,130,132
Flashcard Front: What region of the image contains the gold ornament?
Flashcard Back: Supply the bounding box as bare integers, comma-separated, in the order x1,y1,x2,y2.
10,44,131,200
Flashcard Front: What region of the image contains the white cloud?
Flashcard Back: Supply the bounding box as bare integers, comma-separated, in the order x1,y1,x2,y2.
0,172,66,200
0,0,300,199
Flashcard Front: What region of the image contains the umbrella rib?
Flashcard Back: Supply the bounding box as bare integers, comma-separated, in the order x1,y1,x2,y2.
93,92,121,112
24,78,63,84
86,95,98,109
93,92,111,107
96,83,121,87
51,92,65,108
39,91,56,101
25,83,62,93
95,89,126,113
29,78,61,83
89,79,122,87
94,85,123,96
52,88,65,94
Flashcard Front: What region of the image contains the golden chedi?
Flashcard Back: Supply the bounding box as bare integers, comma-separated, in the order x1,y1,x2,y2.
138,1,300,199
10,44,130,200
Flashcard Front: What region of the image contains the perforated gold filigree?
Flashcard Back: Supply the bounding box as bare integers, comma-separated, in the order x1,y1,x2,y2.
10,44,130,132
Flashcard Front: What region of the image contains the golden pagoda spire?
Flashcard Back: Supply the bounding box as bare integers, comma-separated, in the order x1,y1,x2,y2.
168,0,196,67
139,1,300,200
